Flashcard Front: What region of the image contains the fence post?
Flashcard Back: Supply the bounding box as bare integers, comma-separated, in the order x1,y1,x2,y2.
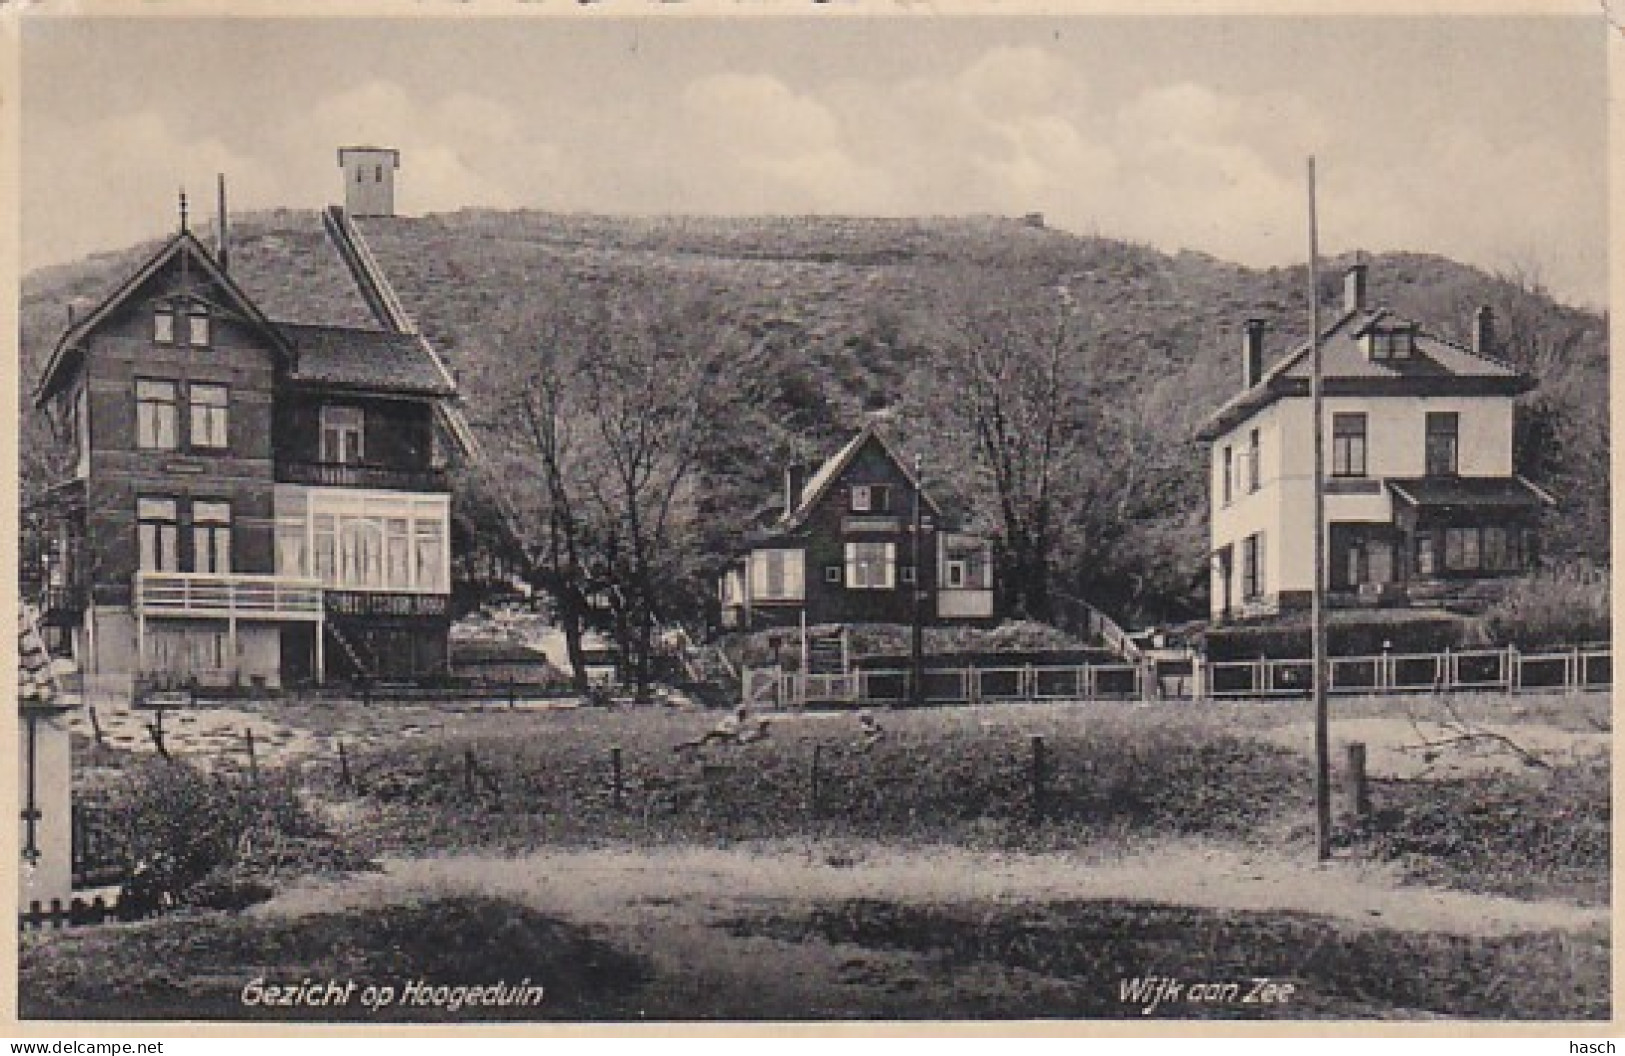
1344,742,1371,819
809,743,823,820
148,707,168,760
1029,734,1047,823
1571,645,1582,691
338,740,352,791
244,727,259,787
610,745,624,812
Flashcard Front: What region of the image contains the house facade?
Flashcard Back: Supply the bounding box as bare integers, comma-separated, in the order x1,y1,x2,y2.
28,150,473,692
1197,263,1554,622
719,424,995,631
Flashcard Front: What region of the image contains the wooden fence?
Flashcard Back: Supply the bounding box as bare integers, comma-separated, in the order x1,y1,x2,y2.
743,644,1610,708
19,894,134,932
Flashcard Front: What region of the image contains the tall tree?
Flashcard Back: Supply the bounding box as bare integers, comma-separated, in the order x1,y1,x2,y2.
917,287,1094,621
477,283,740,701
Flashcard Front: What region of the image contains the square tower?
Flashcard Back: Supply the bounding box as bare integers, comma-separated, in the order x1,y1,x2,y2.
337,146,400,218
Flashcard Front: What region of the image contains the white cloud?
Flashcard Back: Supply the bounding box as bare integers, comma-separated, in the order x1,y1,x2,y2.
22,44,1603,306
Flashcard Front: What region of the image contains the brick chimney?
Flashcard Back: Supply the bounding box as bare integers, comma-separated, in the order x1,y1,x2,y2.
1473,305,1496,358
1242,319,1266,389
1343,262,1368,313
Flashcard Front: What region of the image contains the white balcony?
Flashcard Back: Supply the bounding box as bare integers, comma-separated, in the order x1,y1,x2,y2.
134,572,325,622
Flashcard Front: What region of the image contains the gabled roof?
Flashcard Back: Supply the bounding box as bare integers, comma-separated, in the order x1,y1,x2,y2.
33,231,289,405
278,323,457,396
782,422,944,532
1196,306,1533,442
32,207,479,460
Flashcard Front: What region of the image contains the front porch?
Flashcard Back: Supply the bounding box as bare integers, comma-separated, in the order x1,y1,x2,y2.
132,571,326,688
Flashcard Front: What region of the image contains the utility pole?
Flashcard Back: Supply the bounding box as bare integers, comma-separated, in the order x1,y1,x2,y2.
1308,157,1332,862
910,452,925,709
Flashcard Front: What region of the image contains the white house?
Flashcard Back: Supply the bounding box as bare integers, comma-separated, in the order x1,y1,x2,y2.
1197,263,1555,622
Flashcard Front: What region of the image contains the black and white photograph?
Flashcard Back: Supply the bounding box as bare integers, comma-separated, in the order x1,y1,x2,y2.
11,6,1612,1026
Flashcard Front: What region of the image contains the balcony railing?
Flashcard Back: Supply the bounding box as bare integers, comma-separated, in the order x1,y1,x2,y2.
276,460,450,492
134,572,325,621
325,590,449,618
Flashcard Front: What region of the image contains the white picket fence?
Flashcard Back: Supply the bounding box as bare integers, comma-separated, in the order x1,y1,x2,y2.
742,643,1610,708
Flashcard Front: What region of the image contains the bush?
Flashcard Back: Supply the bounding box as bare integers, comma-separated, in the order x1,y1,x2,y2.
1484,567,1611,649
1203,610,1489,661
100,758,335,909
723,620,1084,668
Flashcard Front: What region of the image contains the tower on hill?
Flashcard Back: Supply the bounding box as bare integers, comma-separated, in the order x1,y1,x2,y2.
338,146,400,217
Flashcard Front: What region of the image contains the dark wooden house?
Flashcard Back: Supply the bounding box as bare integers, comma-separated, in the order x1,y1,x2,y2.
28,152,474,692
718,424,994,631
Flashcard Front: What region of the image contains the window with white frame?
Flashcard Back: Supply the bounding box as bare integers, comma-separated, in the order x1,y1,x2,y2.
153,306,176,345
320,405,366,465
749,548,804,601
293,493,451,594
191,500,232,574
137,497,179,572
189,383,229,449
938,534,992,590
845,541,895,589
850,485,891,514
187,307,211,347
136,379,178,450
1241,532,1264,600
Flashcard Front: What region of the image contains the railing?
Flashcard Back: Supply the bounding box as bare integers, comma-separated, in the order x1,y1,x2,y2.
738,645,1609,708
277,460,449,492
1051,591,1144,664
1204,645,1610,699
134,572,324,620
325,590,449,618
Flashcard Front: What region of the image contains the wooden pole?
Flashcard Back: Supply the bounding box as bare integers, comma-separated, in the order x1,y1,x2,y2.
1030,734,1047,823
809,742,823,820
910,453,926,710
244,727,259,787
1308,157,1333,861
1344,741,1371,819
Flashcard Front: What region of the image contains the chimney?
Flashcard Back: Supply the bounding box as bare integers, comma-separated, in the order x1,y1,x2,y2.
216,173,230,271
784,465,807,516
1242,318,1266,389
1343,262,1368,313
1473,305,1496,358
337,146,400,218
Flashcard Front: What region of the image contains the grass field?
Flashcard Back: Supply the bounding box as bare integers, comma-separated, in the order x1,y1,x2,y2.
22,690,1611,1021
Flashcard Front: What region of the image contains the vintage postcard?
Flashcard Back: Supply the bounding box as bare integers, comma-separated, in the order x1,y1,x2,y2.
6,2,1613,1034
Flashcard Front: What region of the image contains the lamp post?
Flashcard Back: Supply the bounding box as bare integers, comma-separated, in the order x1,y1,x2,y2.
910,453,925,710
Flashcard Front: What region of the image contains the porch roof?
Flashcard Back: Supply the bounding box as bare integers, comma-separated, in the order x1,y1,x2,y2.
1386,475,1556,511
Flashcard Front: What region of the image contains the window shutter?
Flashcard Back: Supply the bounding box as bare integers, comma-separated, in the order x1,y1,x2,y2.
786,550,805,599
1257,532,1267,596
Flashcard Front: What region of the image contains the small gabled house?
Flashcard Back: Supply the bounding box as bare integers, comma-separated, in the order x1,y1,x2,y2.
28,149,474,693
719,424,994,630
1196,262,1555,622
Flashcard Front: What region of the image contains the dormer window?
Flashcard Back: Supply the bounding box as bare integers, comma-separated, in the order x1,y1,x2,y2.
153,306,175,345
187,307,211,347
1368,325,1415,362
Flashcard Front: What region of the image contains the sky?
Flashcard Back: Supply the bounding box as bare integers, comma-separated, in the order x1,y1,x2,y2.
19,13,1610,307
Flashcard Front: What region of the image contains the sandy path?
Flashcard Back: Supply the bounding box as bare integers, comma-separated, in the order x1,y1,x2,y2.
263,839,1607,938
253,839,1606,1018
